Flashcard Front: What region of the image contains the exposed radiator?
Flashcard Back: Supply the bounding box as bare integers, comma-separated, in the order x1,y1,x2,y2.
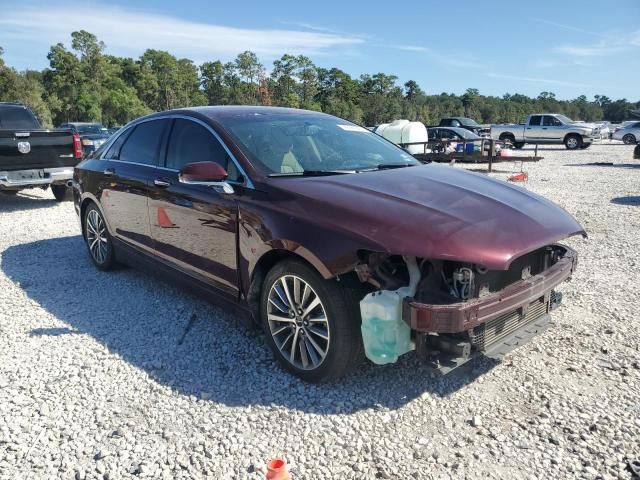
469,296,550,351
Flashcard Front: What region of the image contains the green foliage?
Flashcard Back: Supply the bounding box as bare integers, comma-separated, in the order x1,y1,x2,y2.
1,33,639,129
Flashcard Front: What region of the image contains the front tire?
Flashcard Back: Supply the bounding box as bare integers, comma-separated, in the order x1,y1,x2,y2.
513,142,525,149
83,203,116,270
623,134,637,145
565,134,582,150
580,143,591,149
0,190,18,196
499,134,516,148
51,184,71,201
260,259,364,383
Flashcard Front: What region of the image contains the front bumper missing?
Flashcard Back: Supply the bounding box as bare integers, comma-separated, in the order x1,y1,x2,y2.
403,246,577,333
403,246,577,374
419,312,555,375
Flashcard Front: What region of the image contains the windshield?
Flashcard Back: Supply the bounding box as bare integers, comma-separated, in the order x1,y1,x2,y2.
222,113,420,175
77,124,107,135
555,115,574,124
459,117,479,126
453,128,481,140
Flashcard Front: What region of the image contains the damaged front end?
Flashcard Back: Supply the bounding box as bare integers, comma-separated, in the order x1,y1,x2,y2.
356,245,578,373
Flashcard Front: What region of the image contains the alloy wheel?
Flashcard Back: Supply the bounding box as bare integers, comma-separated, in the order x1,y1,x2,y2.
86,209,109,264
623,134,636,145
266,275,330,370
566,137,578,149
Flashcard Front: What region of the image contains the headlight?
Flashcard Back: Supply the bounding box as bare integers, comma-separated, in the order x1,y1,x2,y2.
82,138,94,146
94,139,106,148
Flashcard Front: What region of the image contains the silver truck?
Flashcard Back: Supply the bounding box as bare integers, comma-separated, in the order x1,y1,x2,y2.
490,114,600,150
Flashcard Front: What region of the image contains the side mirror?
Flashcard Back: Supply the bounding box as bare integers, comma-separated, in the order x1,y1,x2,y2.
178,161,234,194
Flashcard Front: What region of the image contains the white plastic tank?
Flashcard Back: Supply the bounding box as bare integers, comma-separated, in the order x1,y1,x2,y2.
375,120,429,155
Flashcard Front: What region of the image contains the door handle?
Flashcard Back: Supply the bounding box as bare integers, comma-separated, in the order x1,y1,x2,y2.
103,168,115,176
154,178,171,188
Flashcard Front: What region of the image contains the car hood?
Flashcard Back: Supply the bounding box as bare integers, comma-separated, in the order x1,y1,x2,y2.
273,164,585,270
573,122,598,130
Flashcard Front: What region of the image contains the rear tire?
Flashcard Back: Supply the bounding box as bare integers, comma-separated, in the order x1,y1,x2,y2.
564,134,582,150
83,203,116,271
51,184,71,201
260,259,364,383
623,134,637,145
513,142,525,149
579,143,591,149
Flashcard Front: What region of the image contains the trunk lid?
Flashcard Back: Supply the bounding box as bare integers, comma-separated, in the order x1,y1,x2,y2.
0,129,78,171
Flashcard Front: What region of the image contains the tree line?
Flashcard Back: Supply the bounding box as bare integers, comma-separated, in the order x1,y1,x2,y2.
1,31,638,128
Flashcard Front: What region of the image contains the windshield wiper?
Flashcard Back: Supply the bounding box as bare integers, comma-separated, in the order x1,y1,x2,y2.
268,169,354,177
355,163,415,172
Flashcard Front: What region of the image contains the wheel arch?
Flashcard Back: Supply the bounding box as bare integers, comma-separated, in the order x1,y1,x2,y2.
79,194,110,239
499,132,515,140
563,132,582,142
245,248,331,323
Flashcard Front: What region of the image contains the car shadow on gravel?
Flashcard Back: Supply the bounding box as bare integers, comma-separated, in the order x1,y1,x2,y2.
0,191,59,212
2,235,497,414
566,162,640,169
611,196,640,206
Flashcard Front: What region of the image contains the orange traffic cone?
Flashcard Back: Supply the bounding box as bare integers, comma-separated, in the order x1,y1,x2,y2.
266,458,290,480
157,207,177,228
508,172,528,182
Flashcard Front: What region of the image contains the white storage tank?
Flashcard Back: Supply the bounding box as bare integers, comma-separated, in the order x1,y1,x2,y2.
374,120,429,155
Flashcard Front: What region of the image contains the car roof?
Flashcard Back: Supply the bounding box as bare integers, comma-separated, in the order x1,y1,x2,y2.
151,105,332,122
429,126,476,134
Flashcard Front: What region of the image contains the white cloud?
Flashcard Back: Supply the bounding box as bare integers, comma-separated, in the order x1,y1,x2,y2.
395,45,430,53
554,45,621,57
531,19,609,39
0,4,363,61
553,29,640,58
486,72,590,89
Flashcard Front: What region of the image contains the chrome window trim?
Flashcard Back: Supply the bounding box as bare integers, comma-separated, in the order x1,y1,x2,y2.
166,114,253,188
100,114,253,189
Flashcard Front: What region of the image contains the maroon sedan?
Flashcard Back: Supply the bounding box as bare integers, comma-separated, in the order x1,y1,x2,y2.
72,107,585,382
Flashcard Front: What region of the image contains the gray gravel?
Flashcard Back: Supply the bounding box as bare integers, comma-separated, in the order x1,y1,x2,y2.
1,142,639,479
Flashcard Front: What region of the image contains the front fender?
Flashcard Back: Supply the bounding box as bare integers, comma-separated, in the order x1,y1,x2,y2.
237,198,385,292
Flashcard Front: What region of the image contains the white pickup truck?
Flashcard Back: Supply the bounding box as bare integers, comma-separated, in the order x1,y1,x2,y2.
490,114,600,150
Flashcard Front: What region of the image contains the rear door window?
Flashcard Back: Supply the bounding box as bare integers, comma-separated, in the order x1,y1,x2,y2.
118,120,168,166
103,128,133,160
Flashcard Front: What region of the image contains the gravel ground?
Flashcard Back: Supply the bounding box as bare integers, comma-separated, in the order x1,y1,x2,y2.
0,142,639,480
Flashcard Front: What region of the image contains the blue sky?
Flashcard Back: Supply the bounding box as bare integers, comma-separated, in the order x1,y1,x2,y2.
1,0,639,100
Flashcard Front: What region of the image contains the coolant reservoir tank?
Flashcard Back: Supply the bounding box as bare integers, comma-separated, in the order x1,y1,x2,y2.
360,286,414,365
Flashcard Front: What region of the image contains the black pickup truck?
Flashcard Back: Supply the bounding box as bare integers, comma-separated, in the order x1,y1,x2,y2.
0,102,82,200
436,117,487,136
